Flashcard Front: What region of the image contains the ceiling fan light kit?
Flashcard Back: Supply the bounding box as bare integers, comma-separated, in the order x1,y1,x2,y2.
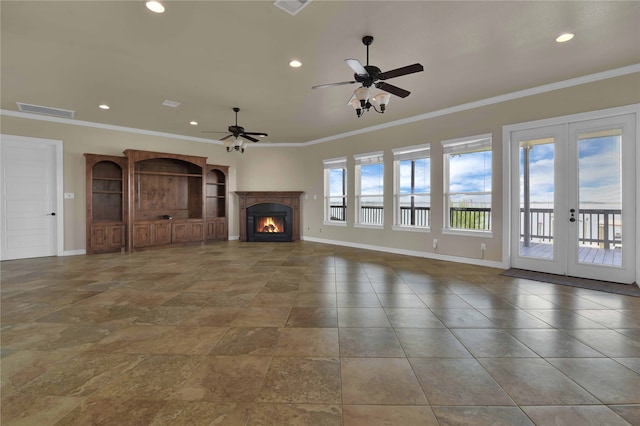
312,35,423,118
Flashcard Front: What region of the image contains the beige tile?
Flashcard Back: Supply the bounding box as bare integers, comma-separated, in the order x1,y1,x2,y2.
341,358,427,405
384,308,445,328
152,401,253,425
210,327,280,356
173,356,271,402
521,405,630,426
275,328,339,357
257,357,341,404
0,394,83,426
93,354,200,399
609,405,640,425
343,405,439,426
451,329,538,357
396,328,472,357
248,404,341,426
338,308,391,327
410,358,514,405
339,328,404,357
54,397,166,426
547,358,640,404
478,358,599,405
233,307,290,327
432,406,534,426
286,308,337,328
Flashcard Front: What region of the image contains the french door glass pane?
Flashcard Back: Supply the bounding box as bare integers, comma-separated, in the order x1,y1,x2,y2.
519,138,554,259
577,128,622,266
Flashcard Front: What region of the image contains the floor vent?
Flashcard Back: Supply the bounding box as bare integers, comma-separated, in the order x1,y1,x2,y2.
273,0,311,16
17,102,75,119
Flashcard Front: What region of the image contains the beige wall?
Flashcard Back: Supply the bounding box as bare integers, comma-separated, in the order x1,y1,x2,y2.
1,72,638,264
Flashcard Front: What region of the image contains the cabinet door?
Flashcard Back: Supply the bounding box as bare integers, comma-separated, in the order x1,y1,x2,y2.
133,223,153,247
153,222,171,245
215,220,227,240
107,225,125,248
189,221,204,241
172,222,188,243
91,225,109,251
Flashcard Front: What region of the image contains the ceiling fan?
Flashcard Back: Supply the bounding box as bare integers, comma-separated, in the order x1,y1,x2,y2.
312,35,424,116
203,107,268,152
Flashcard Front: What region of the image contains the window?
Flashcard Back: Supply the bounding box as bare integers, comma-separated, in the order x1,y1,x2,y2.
354,151,384,227
323,157,347,224
442,134,492,233
393,143,430,231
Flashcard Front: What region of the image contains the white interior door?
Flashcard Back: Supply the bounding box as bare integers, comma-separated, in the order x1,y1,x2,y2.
1,135,63,260
509,112,636,284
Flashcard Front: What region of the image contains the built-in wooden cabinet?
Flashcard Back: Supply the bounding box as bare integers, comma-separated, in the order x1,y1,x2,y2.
85,154,127,254
125,150,207,252
85,150,228,254
206,165,229,241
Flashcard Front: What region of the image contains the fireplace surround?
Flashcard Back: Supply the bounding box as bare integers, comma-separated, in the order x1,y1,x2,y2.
236,191,303,242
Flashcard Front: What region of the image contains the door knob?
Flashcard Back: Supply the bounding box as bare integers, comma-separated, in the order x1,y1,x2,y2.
48,212,56,216
569,217,576,222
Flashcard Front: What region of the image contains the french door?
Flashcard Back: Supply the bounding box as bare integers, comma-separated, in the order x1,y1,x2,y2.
508,111,636,284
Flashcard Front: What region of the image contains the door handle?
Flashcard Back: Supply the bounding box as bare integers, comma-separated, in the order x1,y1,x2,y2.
47,212,56,216
569,208,575,222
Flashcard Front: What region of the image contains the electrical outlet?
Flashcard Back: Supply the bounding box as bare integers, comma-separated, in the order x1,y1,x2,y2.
433,239,438,249
481,243,486,251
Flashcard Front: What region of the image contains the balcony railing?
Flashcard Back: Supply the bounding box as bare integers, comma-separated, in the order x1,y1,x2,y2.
332,205,621,248
330,205,431,227
520,207,622,249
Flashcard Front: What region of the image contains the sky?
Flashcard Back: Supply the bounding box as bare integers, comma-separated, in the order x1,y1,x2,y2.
328,133,622,209
522,135,622,208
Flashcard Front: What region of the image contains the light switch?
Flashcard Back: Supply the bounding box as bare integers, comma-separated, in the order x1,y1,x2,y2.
64,192,75,199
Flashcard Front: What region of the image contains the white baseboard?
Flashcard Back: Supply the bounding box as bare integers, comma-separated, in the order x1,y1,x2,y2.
301,236,508,269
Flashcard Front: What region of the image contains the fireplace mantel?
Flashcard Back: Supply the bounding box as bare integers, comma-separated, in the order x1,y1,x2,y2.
236,191,303,241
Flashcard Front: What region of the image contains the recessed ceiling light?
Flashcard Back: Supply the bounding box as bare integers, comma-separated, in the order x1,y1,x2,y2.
189,121,198,126
289,59,302,68
146,1,165,14
99,104,110,110
556,33,575,43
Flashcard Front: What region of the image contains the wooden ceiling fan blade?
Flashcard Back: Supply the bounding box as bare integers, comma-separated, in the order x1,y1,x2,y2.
345,58,368,76
243,132,268,137
377,63,424,80
375,82,410,98
312,81,357,89
219,134,234,141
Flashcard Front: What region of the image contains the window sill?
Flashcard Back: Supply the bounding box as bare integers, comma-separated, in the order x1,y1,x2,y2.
392,225,430,233
323,220,347,227
442,228,493,238
354,223,384,230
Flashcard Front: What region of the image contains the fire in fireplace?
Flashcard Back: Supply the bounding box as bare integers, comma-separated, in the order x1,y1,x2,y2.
256,215,284,233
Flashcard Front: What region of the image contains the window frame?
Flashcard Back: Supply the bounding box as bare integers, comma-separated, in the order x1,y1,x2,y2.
354,151,384,229
392,143,431,232
323,157,347,226
442,134,493,236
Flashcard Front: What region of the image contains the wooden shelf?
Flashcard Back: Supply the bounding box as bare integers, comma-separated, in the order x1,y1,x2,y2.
135,170,202,178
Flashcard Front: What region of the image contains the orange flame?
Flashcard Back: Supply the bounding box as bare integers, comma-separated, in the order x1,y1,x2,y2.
257,216,282,233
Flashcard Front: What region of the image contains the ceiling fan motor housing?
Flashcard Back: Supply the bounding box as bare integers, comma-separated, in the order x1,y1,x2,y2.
355,65,382,87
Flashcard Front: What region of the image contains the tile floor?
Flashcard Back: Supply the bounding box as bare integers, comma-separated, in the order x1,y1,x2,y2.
1,241,639,425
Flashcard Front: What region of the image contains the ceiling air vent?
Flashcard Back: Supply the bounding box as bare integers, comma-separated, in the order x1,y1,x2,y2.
17,102,75,119
273,0,311,16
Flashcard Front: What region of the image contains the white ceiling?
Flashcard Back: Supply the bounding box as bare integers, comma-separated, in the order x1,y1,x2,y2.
2,1,639,145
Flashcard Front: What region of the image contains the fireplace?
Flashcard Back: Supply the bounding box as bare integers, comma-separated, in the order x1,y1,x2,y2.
236,191,303,242
247,203,292,242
